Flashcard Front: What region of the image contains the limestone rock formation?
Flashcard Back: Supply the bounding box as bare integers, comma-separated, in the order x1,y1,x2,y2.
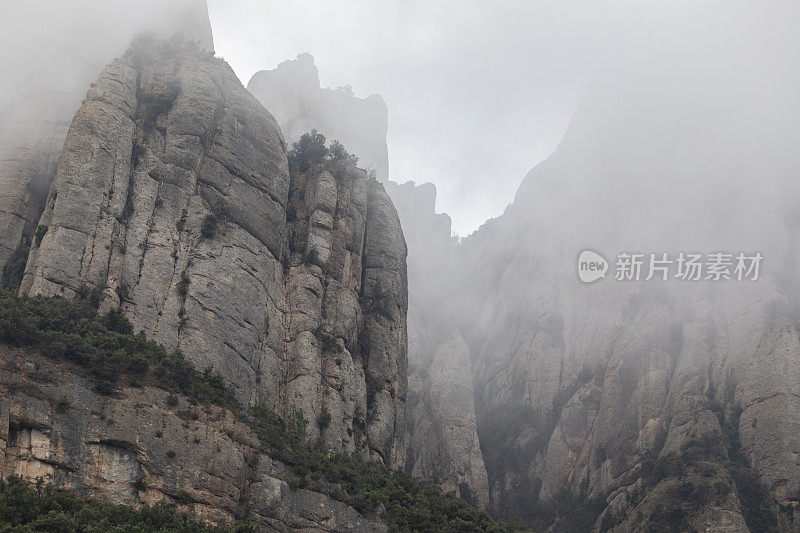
0,346,386,531
245,53,492,502
408,332,489,509
386,180,492,504
248,54,390,180
385,180,452,293
19,38,407,468
0,0,213,273
238,40,800,528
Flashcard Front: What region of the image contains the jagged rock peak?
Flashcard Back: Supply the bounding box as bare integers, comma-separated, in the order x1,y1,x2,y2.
0,0,214,275
386,180,452,258
248,54,390,180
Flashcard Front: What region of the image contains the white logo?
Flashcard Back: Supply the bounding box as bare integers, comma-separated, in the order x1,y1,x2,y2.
578,250,608,283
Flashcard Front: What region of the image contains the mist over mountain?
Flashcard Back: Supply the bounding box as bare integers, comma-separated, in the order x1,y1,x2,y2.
1,1,799,531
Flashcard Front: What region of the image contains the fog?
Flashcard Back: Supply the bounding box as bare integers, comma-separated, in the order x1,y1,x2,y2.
0,0,211,109
4,1,794,239
397,0,800,376
3,0,800,524
207,0,682,235
2,0,797,331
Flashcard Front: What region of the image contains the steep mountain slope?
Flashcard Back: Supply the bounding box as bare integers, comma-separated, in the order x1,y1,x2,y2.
248,54,390,180
408,332,489,509
0,345,386,531
247,5,800,530
416,5,800,529
0,288,515,531
18,37,407,469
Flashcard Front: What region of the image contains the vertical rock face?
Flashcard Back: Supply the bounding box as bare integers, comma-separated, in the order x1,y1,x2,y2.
22,38,289,409
0,0,214,273
409,332,489,509
385,180,452,285
283,160,408,465
248,54,390,180
19,39,408,467
246,55,468,478
238,39,800,528
386,179,491,504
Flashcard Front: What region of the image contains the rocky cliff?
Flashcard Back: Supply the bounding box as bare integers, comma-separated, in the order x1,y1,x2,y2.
0,345,386,531
404,9,800,530
245,8,800,531
248,54,389,181
408,332,489,509
0,0,213,275
385,181,492,508
243,57,492,504
17,37,407,469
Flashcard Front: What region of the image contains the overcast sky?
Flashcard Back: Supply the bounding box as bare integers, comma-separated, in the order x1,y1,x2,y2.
207,1,682,235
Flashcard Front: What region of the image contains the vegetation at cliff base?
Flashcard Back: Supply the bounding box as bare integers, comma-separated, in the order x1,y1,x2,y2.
0,476,247,532
0,287,236,407
0,289,521,532
244,406,522,533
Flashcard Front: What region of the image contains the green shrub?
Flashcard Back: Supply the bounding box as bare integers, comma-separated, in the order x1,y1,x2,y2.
0,288,519,532
287,131,359,173
34,225,48,246
288,129,328,172
0,288,236,408
243,405,521,532
115,282,130,302
137,81,180,130
314,326,340,353
329,140,358,164
131,141,145,167
121,187,135,222
316,409,331,431
176,271,190,298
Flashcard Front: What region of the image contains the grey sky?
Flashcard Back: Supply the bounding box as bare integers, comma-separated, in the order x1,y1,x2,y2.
0,1,704,236
207,0,674,235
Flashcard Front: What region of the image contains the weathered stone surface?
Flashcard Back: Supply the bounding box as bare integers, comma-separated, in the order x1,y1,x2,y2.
19,41,408,468
248,54,390,180
409,332,489,509
0,0,214,272
0,346,386,532
21,43,288,410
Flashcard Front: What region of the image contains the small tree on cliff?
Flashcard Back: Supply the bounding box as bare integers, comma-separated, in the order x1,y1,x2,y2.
328,140,358,165
288,131,358,172
288,129,328,172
